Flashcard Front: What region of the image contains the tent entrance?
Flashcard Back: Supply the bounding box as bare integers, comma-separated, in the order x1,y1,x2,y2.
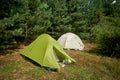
54,52,60,62
54,52,66,68
53,46,72,68
53,46,65,62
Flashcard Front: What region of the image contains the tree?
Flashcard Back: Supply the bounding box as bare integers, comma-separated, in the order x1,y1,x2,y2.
0,0,29,49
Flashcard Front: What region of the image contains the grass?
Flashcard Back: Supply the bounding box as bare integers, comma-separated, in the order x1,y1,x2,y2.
0,62,19,72
0,62,19,80
28,67,48,78
0,41,120,80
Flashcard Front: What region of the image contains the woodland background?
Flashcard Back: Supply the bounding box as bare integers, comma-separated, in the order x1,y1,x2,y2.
0,0,120,57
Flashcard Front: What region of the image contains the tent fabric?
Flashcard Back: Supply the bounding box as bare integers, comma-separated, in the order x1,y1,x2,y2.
58,32,84,50
21,34,75,69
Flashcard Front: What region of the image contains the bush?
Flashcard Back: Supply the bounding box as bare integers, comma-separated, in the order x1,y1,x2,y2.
78,32,91,40
91,26,120,57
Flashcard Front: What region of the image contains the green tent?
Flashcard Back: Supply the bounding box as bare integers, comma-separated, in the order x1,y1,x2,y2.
21,34,75,69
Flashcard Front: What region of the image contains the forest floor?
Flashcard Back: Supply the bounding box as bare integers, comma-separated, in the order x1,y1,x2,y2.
0,41,120,80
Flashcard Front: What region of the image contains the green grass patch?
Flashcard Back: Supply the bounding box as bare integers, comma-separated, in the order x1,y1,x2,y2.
66,65,100,80
0,62,19,80
101,58,120,79
27,67,48,78
0,62,19,73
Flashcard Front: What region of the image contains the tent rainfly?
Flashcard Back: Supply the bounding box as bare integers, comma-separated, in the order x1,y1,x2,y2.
57,32,84,50
21,34,75,69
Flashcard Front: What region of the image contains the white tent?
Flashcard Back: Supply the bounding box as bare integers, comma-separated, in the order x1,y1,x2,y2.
57,32,84,50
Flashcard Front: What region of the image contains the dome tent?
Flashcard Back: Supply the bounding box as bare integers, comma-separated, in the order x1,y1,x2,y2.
58,32,84,50
21,34,75,69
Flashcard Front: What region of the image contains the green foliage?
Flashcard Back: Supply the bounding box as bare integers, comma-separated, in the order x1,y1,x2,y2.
0,14,25,49
92,25,120,57
0,0,28,49
0,0,22,19
103,0,120,17
0,0,120,51
79,32,91,40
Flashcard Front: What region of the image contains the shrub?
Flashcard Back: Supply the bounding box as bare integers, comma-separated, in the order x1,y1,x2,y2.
91,26,120,57
78,32,91,40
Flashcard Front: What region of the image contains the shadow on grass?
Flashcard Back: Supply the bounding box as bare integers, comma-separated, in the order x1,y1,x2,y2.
20,54,42,67
85,48,109,57
0,49,15,56
85,48,120,58
20,54,58,72
0,43,25,56
0,44,20,56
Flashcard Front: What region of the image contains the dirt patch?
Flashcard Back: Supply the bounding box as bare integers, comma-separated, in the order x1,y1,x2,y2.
0,49,23,66
83,40,96,51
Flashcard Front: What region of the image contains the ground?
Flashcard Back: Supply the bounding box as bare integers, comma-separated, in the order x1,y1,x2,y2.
0,41,120,80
